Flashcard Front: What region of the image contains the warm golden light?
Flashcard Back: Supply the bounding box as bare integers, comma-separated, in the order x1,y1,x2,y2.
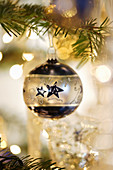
62,7,77,18
10,145,21,155
22,53,34,61
3,33,13,43
1,140,7,148
57,47,70,60
9,64,23,80
0,52,3,61
26,30,38,40
93,49,98,57
95,65,112,83
84,167,87,170
90,150,99,156
42,130,49,139
45,5,56,14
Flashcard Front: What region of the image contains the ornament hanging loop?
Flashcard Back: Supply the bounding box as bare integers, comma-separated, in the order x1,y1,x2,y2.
47,31,57,61
48,30,54,48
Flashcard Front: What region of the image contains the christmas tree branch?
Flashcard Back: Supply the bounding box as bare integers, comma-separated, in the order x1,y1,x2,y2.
0,0,112,67
72,17,111,67
0,148,65,169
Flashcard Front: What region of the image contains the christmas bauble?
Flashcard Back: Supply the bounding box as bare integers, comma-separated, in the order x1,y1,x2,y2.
45,0,94,29
23,59,83,119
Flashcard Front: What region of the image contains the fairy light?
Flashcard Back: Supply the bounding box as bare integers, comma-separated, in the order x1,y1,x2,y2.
22,53,34,61
3,33,13,43
10,145,21,155
9,64,23,80
95,65,112,83
0,52,3,61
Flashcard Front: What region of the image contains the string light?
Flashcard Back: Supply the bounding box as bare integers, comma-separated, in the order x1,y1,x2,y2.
10,145,21,155
95,65,112,83
9,64,23,80
0,52,3,61
3,33,13,43
22,53,34,61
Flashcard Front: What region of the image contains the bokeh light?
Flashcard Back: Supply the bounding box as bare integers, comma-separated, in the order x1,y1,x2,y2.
9,64,23,80
95,65,112,83
10,145,21,155
1,140,7,148
3,33,13,44
22,53,34,61
84,167,88,170
0,52,3,61
42,129,49,139
57,47,70,60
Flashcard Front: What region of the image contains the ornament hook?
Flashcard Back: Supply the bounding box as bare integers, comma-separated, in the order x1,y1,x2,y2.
47,31,57,61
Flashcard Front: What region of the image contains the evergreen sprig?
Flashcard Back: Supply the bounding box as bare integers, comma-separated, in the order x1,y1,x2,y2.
0,148,65,170
72,17,111,67
0,0,112,67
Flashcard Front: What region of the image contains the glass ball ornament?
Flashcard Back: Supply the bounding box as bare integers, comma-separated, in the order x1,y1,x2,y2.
45,0,94,29
23,54,83,119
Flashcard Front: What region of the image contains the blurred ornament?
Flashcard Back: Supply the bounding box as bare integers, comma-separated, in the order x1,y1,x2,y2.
23,48,83,119
45,0,94,28
79,150,99,169
43,114,99,169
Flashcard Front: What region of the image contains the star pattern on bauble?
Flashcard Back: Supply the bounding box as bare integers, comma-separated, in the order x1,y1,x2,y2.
46,81,64,98
36,86,46,97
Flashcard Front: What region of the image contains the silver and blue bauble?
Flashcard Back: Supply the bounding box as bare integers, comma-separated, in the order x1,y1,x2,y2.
23,48,83,119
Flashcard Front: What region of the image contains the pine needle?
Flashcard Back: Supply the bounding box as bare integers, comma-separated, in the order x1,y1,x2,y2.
0,0,112,68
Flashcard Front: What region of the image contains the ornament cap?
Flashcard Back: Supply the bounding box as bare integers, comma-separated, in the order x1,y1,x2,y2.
47,46,58,61
29,60,77,75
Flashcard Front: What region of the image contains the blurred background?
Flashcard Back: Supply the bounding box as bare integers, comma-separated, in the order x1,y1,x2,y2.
0,0,113,169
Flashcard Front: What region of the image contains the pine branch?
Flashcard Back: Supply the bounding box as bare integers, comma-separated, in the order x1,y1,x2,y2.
0,148,65,170
72,17,111,68
0,0,112,67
